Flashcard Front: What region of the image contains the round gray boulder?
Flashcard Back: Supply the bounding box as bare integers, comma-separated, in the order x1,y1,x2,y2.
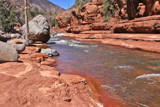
20,15,50,43
0,41,18,62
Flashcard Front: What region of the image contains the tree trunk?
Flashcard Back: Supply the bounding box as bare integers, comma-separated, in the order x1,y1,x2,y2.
24,0,29,42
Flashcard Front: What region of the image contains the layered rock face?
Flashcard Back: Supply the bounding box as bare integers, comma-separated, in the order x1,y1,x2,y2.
114,15,160,33
56,0,160,31
56,0,160,53
56,0,104,30
56,0,160,34
21,15,50,43
124,0,160,19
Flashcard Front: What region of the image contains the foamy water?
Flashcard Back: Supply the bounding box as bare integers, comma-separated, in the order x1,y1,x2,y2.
101,85,115,92
136,74,160,79
115,65,134,69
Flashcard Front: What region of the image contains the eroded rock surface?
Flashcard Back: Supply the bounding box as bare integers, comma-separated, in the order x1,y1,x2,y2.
0,46,99,107
114,15,160,33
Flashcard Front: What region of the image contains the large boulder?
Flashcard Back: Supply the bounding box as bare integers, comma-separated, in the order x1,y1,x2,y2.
20,15,50,43
0,41,18,62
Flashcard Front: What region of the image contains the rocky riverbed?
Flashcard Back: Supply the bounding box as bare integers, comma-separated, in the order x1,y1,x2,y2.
0,45,102,107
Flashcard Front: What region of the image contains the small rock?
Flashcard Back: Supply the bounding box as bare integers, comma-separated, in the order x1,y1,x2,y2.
30,53,48,63
41,48,59,57
41,58,56,67
61,74,86,85
24,46,41,54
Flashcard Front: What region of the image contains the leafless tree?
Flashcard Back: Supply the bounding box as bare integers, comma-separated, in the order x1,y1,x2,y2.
24,0,29,43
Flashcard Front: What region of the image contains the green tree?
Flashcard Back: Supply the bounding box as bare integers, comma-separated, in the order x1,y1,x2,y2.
74,0,92,11
0,0,21,31
29,7,40,18
102,0,116,22
51,12,58,29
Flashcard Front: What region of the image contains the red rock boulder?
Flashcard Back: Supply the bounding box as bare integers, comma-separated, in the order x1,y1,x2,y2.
30,53,48,63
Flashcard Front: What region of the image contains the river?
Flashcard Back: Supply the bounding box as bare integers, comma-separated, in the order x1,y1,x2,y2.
48,34,160,107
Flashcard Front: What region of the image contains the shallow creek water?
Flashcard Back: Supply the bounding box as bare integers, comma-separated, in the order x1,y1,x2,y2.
48,34,160,107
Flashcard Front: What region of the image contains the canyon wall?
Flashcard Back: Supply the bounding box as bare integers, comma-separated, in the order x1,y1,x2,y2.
56,0,160,33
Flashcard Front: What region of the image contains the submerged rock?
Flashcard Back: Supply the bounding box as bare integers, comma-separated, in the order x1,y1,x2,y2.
20,15,50,43
0,41,18,62
41,48,59,57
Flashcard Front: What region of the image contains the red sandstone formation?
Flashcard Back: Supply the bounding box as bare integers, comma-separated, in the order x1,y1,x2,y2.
114,15,160,33
55,0,160,53
0,46,101,107
56,0,160,32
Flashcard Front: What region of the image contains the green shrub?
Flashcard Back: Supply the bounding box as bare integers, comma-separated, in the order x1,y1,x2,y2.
102,0,116,22
29,7,41,18
51,18,58,29
74,0,92,11
51,12,59,29
0,0,21,31
64,16,70,22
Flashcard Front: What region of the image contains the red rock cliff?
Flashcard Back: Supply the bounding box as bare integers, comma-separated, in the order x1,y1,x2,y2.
56,0,160,33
